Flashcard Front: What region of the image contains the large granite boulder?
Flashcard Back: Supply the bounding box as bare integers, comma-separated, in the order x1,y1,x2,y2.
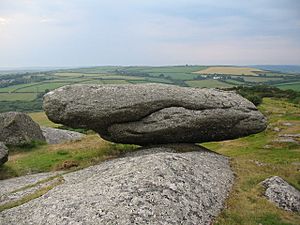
41,127,85,144
261,176,300,212
0,142,8,166
0,112,45,145
0,145,234,225
43,84,267,145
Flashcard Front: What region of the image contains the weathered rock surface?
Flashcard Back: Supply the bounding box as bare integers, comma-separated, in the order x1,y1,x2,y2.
0,172,62,196
43,84,267,145
261,176,300,212
0,142,8,166
0,145,234,225
0,112,45,145
41,127,85,144
0,172,63,208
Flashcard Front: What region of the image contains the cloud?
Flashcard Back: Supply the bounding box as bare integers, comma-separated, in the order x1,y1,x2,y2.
0,0,299,67
0,16,9,25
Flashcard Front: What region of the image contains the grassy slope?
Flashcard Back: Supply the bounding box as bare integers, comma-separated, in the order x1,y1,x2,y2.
208,98,300,225
0,135,137,180
29,112,59,127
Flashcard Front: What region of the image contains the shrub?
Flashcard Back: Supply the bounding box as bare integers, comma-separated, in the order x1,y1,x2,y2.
245,95,263,106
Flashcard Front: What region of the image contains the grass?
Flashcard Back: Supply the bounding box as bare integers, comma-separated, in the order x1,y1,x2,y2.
144,77,174,84
0,135,137,180
54,72,87,77
0,83,40,92
147,72,199,80
225,79,246,85
29,111,59,127
208,98,300,225
15,82,68,92
0,93,37,101
81,79,104,84
243,76,283,82
186,79,233,88
102,79,130,84
275,82,300,91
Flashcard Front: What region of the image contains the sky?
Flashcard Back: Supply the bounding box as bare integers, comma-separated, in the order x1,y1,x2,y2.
0,0,299,67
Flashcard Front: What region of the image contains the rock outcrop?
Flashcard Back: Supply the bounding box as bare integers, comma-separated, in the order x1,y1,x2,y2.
0,142,8,166
0,112,45,146
41,127,85,144
261,176,300,212
43,84,267,145
0,145,234,225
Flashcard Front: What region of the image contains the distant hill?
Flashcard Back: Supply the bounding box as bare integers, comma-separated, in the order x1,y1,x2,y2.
251,65,300,74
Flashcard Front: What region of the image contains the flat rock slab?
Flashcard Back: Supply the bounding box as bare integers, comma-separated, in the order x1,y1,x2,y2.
0,172,62,196
43,84,267,145
0,112,45,146
41,127,85,144
261,176,300,212
0,145,234,225
0,142,8,166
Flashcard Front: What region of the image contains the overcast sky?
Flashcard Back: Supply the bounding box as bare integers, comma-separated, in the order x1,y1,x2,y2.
0,0,299,67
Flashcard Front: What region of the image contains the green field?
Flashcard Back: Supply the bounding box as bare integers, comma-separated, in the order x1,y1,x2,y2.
275,82,300,91
225,79,245,85
15,82,69,92
243,76,283,82
186,79,233,88
0,83,40,92
0,65,299,104
101,79,130,84
54,72,88,77
0,93,37,101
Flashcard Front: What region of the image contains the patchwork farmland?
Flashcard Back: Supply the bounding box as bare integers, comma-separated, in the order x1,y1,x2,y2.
0,65,299,112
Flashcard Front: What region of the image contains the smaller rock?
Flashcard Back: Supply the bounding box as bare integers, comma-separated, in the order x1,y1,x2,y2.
0,142,9,166
0,112,45,145
249,159,267,167
273,138,299,144
279,134,300,138
41,127,85,144
282,122,293,126
291,162,300,166
273,127,280,132
261,176,300,212
263,145,272,149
